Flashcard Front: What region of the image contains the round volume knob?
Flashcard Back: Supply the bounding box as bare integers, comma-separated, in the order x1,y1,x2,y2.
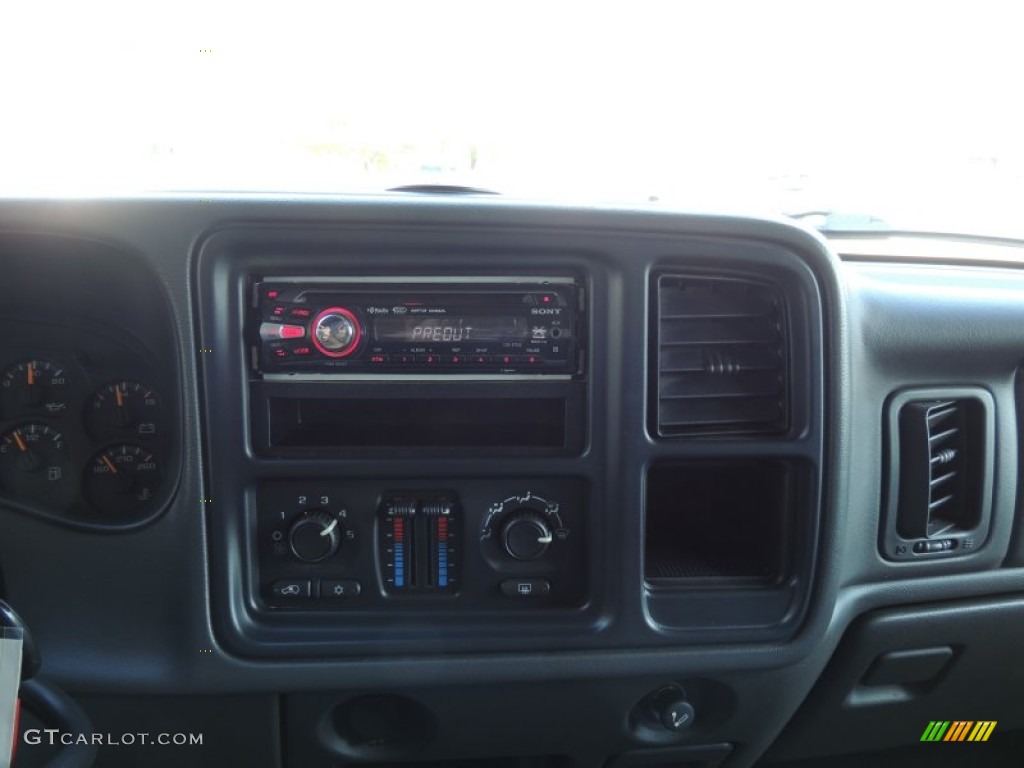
288,511,341,563
501,512,553,561
311,307,361,358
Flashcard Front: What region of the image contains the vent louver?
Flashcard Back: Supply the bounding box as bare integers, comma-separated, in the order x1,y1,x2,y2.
654,275,788,436
897,399,982,539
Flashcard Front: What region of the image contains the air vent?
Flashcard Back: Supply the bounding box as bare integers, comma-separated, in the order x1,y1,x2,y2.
653,275,788,436
896,399,984,539
882,388,994,561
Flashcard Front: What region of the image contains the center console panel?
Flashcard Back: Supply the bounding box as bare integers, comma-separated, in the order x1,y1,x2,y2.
194,228,613,656
247,275,590,613
194,222,826,659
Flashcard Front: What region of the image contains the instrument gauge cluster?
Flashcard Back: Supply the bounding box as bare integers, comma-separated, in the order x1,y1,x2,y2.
0,349,176,530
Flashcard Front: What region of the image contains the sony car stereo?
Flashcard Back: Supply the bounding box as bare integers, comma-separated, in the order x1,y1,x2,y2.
252,277,584,376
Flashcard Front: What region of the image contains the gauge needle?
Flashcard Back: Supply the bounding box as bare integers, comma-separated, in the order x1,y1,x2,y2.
26,363,35,387
115,385,124,407
13,431,27,452
102,455,118,474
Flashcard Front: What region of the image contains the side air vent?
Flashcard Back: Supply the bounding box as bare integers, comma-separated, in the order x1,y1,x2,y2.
653,274,788,436
897,400,980,538
882,389,994,560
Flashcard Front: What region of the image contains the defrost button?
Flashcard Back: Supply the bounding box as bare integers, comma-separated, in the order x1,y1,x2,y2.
500,578,551,597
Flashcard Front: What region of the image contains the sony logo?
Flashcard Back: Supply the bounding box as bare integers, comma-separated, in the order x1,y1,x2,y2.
530,308,562,316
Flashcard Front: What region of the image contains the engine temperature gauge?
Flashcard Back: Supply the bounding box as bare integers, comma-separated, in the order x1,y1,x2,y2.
85,444,161,516
0,360,71,419
85,381,160,441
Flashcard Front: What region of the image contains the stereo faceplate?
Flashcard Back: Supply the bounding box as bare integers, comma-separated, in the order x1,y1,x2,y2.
252,277,584,376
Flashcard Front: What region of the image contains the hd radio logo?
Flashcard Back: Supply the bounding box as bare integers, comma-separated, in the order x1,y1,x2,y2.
920,721,997,742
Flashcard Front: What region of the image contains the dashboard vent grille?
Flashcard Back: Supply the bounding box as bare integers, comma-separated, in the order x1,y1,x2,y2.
654,275,788,436
897,399,981,539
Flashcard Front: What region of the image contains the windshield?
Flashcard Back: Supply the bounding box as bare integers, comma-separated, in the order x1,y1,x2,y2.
3,1,1022,239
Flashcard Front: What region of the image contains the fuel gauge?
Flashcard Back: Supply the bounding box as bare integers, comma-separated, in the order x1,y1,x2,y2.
0,423,73,502
85,382,160,441
0,360,71,419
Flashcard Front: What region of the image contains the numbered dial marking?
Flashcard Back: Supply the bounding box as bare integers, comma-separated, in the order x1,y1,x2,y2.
85,444,161,515
0,423,72,500
86,381,160,440
0,360,71,419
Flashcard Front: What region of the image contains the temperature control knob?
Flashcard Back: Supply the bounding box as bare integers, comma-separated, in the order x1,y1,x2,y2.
288,511,341,562
501,512,553,561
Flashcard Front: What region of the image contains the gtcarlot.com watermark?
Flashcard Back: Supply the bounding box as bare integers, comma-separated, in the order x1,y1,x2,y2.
24,729,203,747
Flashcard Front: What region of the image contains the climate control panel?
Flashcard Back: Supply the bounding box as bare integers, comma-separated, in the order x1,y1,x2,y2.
256,478,586,610
378,492,460,593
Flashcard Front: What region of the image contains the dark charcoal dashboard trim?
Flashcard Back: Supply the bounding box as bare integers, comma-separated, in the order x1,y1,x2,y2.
6,197,1024,768
0,199,862,768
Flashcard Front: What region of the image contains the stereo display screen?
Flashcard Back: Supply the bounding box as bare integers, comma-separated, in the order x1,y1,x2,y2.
372,316,529,343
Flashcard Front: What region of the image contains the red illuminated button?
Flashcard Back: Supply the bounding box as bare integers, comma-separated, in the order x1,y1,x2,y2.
273,347,290,359
266,290,280,300
524,354,540,365
271,305,286,318
498,354,518,366
417,354,439,365
393,354,414,364
259,323,306,341
293,346,312,356
470,355,491,365
369,355,389,364
289,307,312,320
448,354,463,365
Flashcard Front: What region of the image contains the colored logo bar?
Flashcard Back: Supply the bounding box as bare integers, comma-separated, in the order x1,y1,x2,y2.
921,721,997,742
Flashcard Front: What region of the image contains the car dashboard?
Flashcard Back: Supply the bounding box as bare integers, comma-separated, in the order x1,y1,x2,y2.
1,195,1022,768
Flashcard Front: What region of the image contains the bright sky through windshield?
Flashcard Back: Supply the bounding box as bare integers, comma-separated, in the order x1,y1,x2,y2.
3,1,1022,236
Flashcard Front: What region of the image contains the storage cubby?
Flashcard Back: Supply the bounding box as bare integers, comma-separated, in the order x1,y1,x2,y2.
645,460,796,585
